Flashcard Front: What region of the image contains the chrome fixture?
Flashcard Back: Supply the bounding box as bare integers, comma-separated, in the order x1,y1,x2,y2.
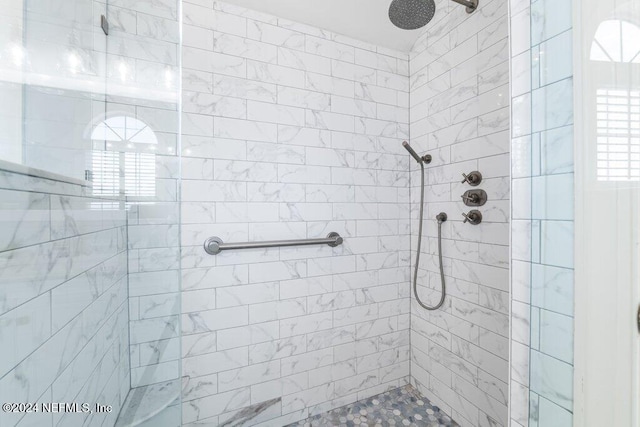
451,0,480,13
404,140,447,311
402,141,432,164
461,189,487,207
203,232,343,255
389,0,478,30
461,171,483,186
462,210,483,225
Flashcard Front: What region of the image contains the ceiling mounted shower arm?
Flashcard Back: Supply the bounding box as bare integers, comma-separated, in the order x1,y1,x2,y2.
450,0,479,13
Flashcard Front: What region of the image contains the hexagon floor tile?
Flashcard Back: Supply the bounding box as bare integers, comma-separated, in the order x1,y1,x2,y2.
286,384,459,427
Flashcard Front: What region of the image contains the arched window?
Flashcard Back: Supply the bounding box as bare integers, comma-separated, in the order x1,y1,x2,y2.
590,19,640,63
590,19,640,181
90,116,157,197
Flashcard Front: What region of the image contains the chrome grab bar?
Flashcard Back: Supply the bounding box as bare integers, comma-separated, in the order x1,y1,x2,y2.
203,232,344,255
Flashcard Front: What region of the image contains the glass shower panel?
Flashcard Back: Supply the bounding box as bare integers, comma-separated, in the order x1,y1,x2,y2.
0,0,181,426
0,2,126,427
101,0,183,425
527,0,640,425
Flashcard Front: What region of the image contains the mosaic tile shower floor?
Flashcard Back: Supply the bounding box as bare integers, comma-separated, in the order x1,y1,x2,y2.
287,385,459,427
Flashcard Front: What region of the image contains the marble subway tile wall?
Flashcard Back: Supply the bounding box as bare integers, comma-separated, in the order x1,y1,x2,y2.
510,0,575,426
408,0,510,425
180,1,411,424
0,172,130,427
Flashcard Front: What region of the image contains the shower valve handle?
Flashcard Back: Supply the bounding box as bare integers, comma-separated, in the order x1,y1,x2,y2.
462,210,482,225
461,193,480,204
461,171,482,186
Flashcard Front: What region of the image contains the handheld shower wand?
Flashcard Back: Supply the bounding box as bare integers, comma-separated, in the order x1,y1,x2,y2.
403,141,447,311
402,141,432,164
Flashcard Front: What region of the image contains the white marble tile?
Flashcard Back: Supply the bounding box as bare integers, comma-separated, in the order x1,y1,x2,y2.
538,395,572,427
530,350,573,411
532,78,574,133
218,361,280,392
183,92,246,118
182,387,251,424
247,100,305,126
183,24,214,50
510,7,531,56
214,1,276,25
246,60,304,89
531,173,574,221
211,76,275,105
0,293,51,378
531,0,572,45
306,110,355,133
214,31,277,63
181,306,247,335
306,72,354,98
539,310,573,364
248,20,304,50
212,10,247,37
332,60,376,85
541,220,573,269
182,347,247,379
0,228,121,315
0,190,50,251
540,125,573,175
182,180,245,204
213,116,277,142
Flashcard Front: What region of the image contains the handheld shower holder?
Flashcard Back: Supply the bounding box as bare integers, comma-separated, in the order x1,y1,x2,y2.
402,141,432,164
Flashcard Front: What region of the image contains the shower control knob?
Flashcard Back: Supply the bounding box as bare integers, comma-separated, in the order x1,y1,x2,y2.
462,210,482,225
461,189,488,206
461,171,483,186
462,193,480,204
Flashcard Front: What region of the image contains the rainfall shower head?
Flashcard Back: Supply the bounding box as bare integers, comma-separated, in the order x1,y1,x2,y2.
402,141,431,164
389,0,479,30
389,0,436,30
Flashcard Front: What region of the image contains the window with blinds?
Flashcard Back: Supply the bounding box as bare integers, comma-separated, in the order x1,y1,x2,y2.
596,89,640,181
90,116,157,197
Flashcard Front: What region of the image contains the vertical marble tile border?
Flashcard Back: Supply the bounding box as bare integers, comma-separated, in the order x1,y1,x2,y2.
509,0,574,426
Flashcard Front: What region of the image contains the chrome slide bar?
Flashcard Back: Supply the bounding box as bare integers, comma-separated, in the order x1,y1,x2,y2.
203,232,344,255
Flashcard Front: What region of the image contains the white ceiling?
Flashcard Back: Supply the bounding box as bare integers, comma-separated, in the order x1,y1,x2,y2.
221,0,425,52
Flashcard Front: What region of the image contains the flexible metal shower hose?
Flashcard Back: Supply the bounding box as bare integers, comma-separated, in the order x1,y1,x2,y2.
413,162,446,310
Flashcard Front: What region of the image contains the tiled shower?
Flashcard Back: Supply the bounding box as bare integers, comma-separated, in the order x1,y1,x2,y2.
1,0,637,426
